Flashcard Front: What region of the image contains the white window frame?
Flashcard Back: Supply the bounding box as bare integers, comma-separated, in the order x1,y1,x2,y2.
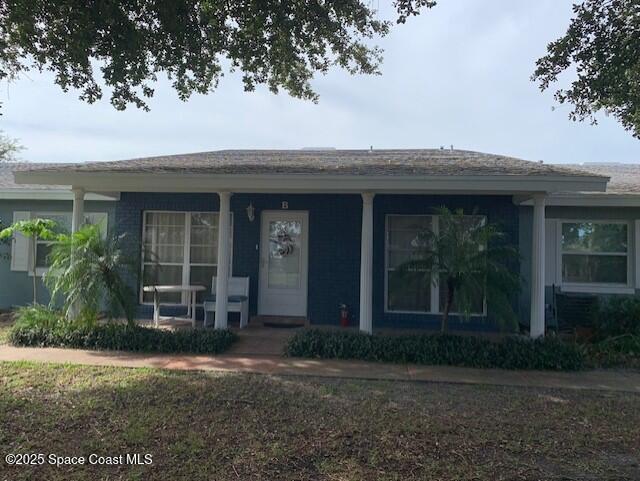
557,219,633,294
140,210,233,306
384,214,487,316
384,214,438,314
31,211,108,277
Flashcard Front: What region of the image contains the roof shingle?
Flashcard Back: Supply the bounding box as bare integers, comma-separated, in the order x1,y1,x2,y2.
559,163,640,195
0,162,64,190
16,149,606,178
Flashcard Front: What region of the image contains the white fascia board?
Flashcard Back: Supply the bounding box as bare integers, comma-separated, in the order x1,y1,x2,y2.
0,189,120,201
14,171,608,194
518,193,640,207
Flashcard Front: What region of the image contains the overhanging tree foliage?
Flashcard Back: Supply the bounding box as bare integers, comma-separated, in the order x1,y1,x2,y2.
0,129,22,161
533,0,640,137
0,0,435,110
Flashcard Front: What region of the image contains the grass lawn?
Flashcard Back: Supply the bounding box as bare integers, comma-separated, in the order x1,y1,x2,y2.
1,362,639,480
0,317,11,344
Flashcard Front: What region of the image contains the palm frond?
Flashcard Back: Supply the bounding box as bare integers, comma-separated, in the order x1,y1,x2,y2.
44,225,136,323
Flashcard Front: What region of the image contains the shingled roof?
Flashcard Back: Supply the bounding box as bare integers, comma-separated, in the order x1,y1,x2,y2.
560,163,640,195
17,149,606,178
0,162,64,190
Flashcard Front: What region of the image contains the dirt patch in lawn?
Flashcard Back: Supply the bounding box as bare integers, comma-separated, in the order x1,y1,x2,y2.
0,362,639,481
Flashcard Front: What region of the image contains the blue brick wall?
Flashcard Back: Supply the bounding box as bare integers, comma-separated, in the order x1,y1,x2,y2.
116,192,519,330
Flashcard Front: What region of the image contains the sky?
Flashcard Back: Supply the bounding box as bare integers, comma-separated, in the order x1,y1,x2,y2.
0,1,638,165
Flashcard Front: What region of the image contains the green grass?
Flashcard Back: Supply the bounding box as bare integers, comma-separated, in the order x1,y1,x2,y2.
0,319,11,344
1,362,639,480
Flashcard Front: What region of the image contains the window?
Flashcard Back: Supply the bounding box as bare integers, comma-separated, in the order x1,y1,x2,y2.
386,215,433,312
385,214,487,315
561,221,629,285
141,211,230,304
33,212,108,273
34,213,71,270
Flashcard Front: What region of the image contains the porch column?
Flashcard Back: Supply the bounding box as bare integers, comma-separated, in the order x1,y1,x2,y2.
71,188,85,233
69,188,85,319
214,191,232,329
359,192,375,334
530,193,546,338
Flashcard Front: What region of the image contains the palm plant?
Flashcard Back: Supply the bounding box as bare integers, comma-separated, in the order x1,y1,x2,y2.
0,218,58,304
44,224,136,324
399,207,520,333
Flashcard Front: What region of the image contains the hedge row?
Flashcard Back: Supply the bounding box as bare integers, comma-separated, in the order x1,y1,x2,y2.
284,329,585,371
9,323,237,354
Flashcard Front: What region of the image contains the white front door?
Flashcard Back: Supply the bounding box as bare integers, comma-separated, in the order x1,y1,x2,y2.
258,211,309,317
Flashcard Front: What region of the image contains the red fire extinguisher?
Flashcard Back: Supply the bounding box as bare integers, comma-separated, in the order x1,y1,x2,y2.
339,303,349,327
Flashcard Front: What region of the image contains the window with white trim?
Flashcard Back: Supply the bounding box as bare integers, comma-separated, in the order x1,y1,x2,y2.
33,212,108,273
385,214,487,315
386,215,434,313
141,211,230,304
561,221,629,285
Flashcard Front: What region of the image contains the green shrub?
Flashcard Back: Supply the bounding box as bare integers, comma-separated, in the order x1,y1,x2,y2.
13,305,64,330
284,329,585,371
9,323,237,355
585,334,640,368
13,304,98,331
595,297,640,339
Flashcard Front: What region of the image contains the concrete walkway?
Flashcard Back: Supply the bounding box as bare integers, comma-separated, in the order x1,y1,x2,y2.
1,345,639,393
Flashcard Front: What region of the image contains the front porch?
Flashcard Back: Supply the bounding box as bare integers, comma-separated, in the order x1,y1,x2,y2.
114,191,534,333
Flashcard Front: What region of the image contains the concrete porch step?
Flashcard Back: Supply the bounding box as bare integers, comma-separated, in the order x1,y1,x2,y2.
250,316,309,328
227,326,301,356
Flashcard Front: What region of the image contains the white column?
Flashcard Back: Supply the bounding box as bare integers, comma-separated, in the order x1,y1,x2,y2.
69,188,85,319
214,191,232,329
359,192,375,334
71,188,85,233
530,193,546,338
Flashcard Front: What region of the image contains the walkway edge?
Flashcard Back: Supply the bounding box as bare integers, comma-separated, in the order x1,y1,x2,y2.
1,345,639,393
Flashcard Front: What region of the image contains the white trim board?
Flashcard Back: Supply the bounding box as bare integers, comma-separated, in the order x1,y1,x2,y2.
14,171,608,194
518,194,640,207
0,189,119,201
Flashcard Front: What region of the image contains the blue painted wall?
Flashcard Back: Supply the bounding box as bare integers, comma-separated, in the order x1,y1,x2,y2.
116,193,362,323
0,199,115,309
117,192,519,331
231,194,362,325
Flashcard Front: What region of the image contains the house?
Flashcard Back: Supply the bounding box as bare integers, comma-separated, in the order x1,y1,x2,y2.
9,149,639,336
0,162,118,308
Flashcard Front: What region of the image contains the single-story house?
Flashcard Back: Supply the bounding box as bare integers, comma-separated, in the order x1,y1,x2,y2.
7,150,640,336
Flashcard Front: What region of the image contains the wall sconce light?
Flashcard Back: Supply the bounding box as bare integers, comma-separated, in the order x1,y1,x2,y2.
246,202,255,222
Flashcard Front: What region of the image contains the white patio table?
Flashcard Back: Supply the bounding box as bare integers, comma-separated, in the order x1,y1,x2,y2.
142,285,206,328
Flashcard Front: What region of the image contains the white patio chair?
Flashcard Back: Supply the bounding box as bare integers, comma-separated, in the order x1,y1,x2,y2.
203,276,250,328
